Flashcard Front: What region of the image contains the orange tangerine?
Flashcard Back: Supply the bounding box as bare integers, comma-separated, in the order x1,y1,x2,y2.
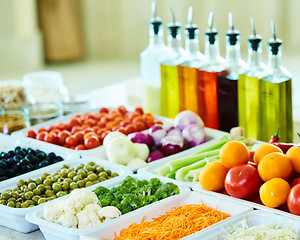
286,146,300,173
199,161,227,191
219,141,250,169
253,143,283,165
259,178,290,208
257,152,292,182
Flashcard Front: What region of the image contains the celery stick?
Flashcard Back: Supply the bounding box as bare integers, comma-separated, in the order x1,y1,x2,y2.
154,164,171,176
165,171,176,179
167,149,220,171
190,137,229,156
175,156,219,182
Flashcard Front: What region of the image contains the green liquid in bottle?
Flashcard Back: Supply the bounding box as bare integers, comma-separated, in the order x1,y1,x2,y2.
160,64,180,118
259,77,293,142
238,74,260,140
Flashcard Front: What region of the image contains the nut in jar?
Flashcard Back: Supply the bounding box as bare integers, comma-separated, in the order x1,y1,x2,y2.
0,83,25,110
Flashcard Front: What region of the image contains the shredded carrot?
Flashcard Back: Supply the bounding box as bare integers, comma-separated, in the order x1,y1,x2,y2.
103,202,231,240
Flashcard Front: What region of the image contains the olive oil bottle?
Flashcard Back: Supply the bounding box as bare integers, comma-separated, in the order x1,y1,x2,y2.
178,7,204,113
140,2,168,116
197,12,225,129
217,13,247,132
238,19,266,140
160,7,186,118
259,22,293,142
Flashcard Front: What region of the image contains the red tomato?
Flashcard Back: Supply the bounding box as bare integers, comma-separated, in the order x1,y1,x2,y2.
134,107,144,115
224,164,262,200
97,121,106,128
135,121,146,131
50,129,60,135
124,124,136,135
73,131,84,144
291,177,300,188
117,106,127,115
58,130,71,146
37,128,48,133
75,144,85,150
99,107,109,113
116,127,127,135
84,118,96,127
45,132,58,144
83,132,96,140
26,130,36,139
84,112,96,120
65,135,78,148
120,120,130,128
71,125,81,134
287,184,300,215
84,135,101,149
36,131,47,141
100,131,111,141
69,117,82,127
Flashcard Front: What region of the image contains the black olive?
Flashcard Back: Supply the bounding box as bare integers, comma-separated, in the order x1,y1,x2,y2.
0,168,7,177
0,176,8,181
33,164,39,169
0,160,7,169
21,165,31,173
6,158,16,166
15,149,25,158
56,156,64,162
14,146,21,152
38,160,49,168
14,155,22,161
30,156,40,164
8,150,15,157
36,152,46,160
25,154,34,161
1,153,9,159
7,169,16,177
28,164,34,171
47,152,56,159
11,164,20,172
19,158,30,166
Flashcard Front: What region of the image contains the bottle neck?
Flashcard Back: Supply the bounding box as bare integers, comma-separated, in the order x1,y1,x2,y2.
205,40,221,62
149,25,164,46
247,48,263,68
168,35,182,51
226,44,241,64
268,46,282,69
185,39,200,55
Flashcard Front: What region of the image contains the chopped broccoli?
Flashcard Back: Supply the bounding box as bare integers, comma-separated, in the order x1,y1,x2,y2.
120,203,133,214
137,179,149,188
149,178,162,193
93,186,109,196
154,182,180,200
118,176,138,192
98,194,114,207
121,194,140,209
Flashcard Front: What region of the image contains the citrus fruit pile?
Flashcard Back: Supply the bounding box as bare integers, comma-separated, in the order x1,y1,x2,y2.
199,140,300,215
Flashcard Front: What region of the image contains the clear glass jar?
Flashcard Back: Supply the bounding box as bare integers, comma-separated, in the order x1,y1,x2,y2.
0,109,29,134
62,94,91,115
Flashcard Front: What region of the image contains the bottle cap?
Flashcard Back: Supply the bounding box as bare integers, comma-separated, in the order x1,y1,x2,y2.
248,18,262,51
150,1,162,35
268,21,282,55
167,7,181,38
185,7,198,40
205,12,218,44
226,12,240,45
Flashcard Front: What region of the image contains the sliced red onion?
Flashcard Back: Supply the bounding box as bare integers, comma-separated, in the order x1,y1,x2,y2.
159,135,186,156
148,124,167,146
147,150,165,163
182,123,206,147
174,110,204,130
127,132,154,150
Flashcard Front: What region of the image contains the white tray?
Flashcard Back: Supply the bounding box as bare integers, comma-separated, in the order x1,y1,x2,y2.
25,173,190,240
0,156,132,233
0,133,21,151
12,108,173,159
137,128,228,187
192,182,300,221
183,210,300,239
79,190,253,240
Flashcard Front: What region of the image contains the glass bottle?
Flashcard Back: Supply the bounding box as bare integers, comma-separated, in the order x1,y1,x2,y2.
217,13,247,132
259,22,293,142
197,12,225,129
238,18,266,140
178,7,205,113
140,1,168,116
160,7,186,118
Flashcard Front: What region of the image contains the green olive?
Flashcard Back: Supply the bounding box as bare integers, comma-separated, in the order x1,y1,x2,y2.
46,175,52,180
62,164,70,169
11,191,19,199
35,178,42,185
38,198,46,205
98,176,107,182
15,202,21,208
57,177,65,183
64,178,72,184
67,171,76,179
21,202,29,208
25,200,35,206
17,179,25,187
56,191,67,198
75,165,83,172
61,182,69,191
45,190,54,197
52,176,59,183
25,191,34,200
85,165,95,172
45,185,52,191
28,182,37,190
37,184,46,193
85,181,93,187
69,182,78,190
0,200,7,205
96,166,104,174
32,195,40,204
27,178,34,183
92,180,100,185
77,170,87,178
52,182,62,192
16,198,23,203
87,173,98,181
111,173,119,178
99,172,108,178
33,189,41,196
60,170,68,178
106,170,112,176
46,196,56,201
1,192,11,200
87,162,95,166
20,193,26,200
7,201,15,208
77,180,85,188
82,178,88,184
73,175,82,182
13,188,19,192
44,179,52,186
7,197,15,203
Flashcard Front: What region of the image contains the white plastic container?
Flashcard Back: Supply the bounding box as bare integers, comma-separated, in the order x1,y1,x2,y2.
0,157,132,233
183,210,300,239
79,190,253,240
192,182,300,220
25,173,190,240
0,133,20,150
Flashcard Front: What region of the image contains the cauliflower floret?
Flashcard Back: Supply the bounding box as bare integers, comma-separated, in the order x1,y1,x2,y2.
69,188,99,206
76,209,101,229
58,213,78,228
44,202,64,223
61,199,84,215
82,203,102,213
98,206,121,221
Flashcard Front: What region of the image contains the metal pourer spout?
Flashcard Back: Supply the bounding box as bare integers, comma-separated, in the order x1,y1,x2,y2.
248,18,262,51
268,21,282,55
205,11,218,44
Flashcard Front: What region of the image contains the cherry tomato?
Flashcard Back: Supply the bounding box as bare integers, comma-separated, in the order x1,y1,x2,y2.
224,164,262,200
45,132,58,144
84,135,101,149
287,184,300,215
120,120,130,128
135,121,146,131
117,106,127,115
124,124,136,135
134,107,144,115
84,118,96,127
99,107,109,113
97,122,106,128
83,132,96,140
36,131,47,141
69,117,82,127
100,131,111,142
71,125,81,134
116,128,127,135
26,130,37,139
96,128,106,136
75,144,85,150
73,131,84,144
50,129,60,135
83,112,96,120
58,130,71,146
65,135,78,148
38,128,48,133
100,116,111,124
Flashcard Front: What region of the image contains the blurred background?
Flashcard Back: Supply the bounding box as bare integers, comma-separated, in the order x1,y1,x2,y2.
0,0,299,105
